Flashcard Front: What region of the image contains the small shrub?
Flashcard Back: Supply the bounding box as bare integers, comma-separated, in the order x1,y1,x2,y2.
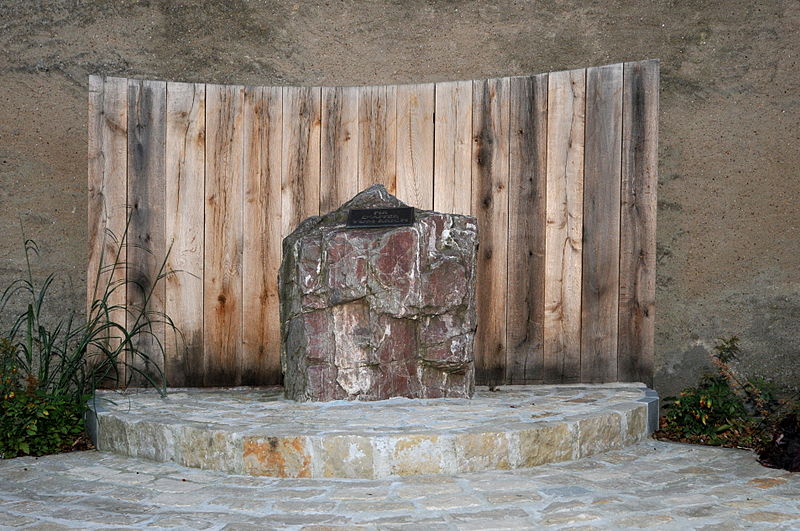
658,373,765,448
1,338,89,457
656,336,784,450
1,222,176,458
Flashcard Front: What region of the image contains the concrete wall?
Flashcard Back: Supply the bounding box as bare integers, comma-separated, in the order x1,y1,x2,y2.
1,1,797,397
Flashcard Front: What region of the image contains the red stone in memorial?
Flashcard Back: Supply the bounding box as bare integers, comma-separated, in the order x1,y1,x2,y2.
279,185,478,401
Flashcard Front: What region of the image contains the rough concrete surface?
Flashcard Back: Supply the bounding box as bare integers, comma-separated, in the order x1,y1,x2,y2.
0,1,798,397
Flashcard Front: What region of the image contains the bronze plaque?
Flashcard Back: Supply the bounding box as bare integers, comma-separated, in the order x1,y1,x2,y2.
346,207,415,228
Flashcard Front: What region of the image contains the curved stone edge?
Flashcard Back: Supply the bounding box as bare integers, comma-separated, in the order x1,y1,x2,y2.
86,388,659,479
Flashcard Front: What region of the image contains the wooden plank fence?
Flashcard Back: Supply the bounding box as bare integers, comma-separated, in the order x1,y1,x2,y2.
88,60,658,387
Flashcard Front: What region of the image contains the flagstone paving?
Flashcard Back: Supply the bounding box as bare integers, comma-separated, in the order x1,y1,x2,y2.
1,440,798,530
87,384,658,479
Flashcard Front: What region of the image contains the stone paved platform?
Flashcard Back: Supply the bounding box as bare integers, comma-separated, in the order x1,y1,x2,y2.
1,441,798,529
87,384,658,478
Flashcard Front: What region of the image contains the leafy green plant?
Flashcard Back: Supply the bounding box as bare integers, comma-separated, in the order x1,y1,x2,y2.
1,221,176,458
659,372,761,447
657,336,792,450
1,340,87,456
712,335,741,364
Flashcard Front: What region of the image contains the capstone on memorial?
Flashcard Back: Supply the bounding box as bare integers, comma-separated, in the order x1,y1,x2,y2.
279,185,478,401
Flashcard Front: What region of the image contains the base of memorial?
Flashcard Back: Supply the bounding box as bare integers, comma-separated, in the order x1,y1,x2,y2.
87,384,659,479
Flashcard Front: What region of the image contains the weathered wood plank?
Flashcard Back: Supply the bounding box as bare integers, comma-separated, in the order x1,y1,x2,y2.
242,86,283,385
358,85,397,193
281,86,321,238
87,76,107,316
165,81,205,387
320,86,359,212
580,63,623,383
396,83,434,209
127,78,167,386
507,74,548,384
204,84,245,386
433,81,472,215
87,76,128,383
543,69,585,383
618,59,658,385
471,77,510,386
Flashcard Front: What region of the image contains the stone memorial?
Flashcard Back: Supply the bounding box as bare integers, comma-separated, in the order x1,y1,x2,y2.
279,185,478,401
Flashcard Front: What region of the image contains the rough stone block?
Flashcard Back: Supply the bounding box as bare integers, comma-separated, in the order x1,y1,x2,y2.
516,422,575,467
126,420,174,462
242,436,312,478
455,432,511,472
624,404,648,443
177,426,242,474
577,412,624,457
96,414,130,454
314,435,375,478
280,185,478,401
389,434,450,476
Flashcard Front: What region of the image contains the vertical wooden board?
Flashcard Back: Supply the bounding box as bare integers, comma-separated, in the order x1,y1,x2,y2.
127,78,167,385
543,69,585,383
88,76,128,382
471,77,510,386
87,75,105,315
165,81,205,387
433,80,472,215
88,77,128,313
281,86,321,238
358,85,397,193
396,83,434,209
320,86,359,212
580,63,623,383
204,84,245,386
618,60,658,385
242,86,283,385
506,74,548,384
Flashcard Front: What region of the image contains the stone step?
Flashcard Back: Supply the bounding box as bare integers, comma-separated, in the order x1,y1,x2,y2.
86,384,658,479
